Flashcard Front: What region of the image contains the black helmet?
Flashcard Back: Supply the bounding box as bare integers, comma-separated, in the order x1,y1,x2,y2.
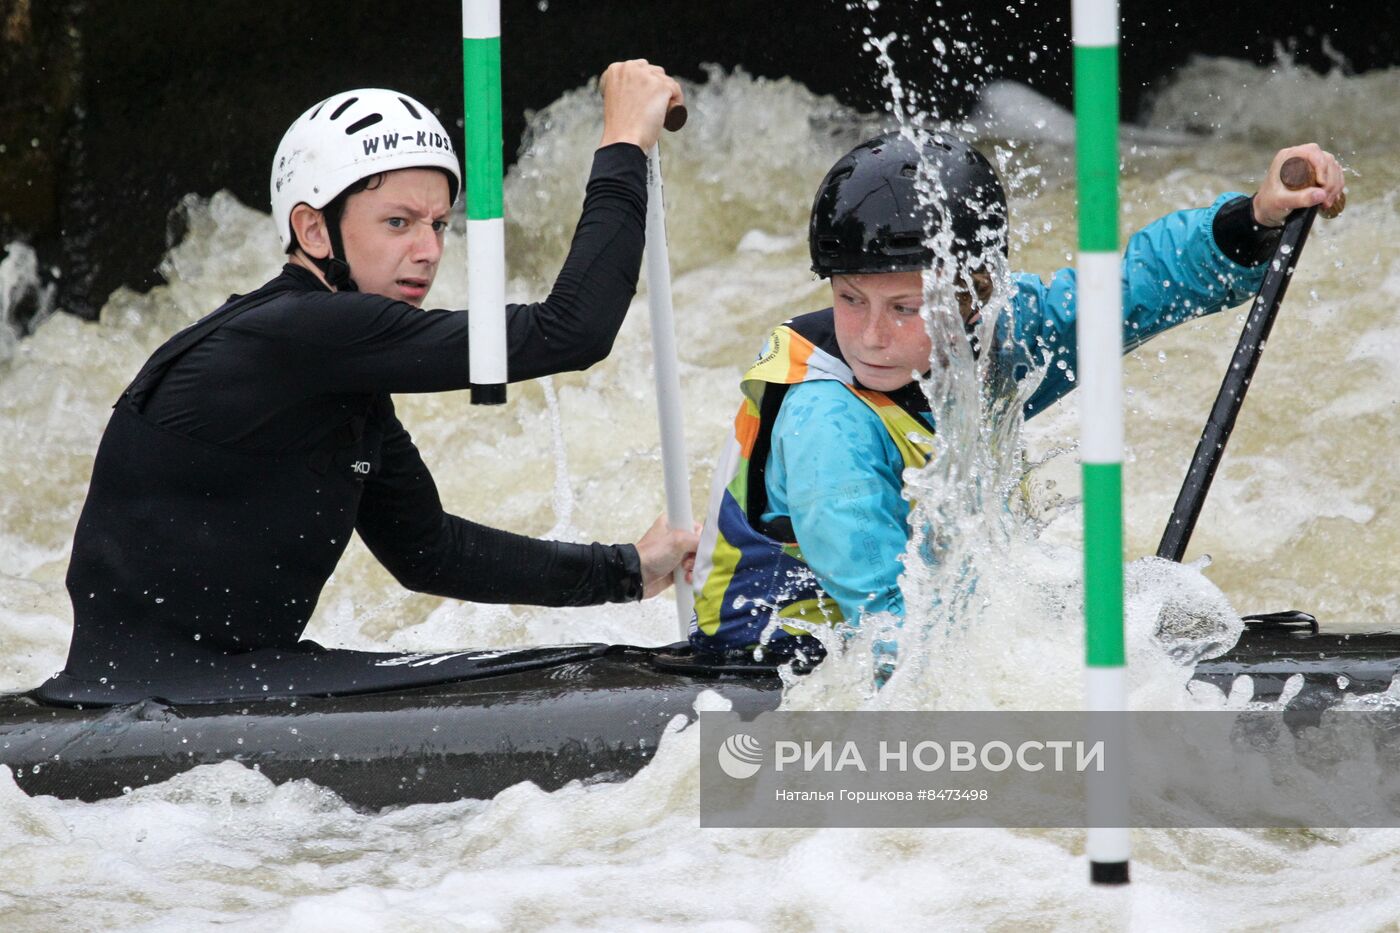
808,130,1008,278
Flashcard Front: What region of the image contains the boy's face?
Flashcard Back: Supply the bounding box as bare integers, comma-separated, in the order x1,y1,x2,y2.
338,168,452,307
831,270,989,391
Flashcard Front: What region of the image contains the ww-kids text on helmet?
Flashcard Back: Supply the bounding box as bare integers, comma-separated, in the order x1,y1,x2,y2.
270,89,463,288
808,130,1008,278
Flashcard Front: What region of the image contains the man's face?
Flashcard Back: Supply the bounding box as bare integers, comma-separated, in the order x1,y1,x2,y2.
831,269,989,391
338,168,451,307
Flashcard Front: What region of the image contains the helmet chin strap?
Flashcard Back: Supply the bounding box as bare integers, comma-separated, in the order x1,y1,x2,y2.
320,257,357,293
306,214,358,292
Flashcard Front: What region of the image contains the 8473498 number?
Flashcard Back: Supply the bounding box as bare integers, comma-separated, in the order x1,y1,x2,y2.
917,789,989,802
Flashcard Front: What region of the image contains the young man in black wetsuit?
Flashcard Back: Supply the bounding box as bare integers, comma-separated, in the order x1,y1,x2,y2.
52,61,695,693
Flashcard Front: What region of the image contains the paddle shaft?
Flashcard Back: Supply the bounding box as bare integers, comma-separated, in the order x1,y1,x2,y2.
1155,198,1319,561
644,141,695,636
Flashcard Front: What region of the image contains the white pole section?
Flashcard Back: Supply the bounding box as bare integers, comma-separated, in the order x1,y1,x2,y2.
1073,0,1130,886
645,143,695,636
463,0,507,405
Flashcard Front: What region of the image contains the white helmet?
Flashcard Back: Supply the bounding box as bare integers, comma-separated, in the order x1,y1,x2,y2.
270,88,462,252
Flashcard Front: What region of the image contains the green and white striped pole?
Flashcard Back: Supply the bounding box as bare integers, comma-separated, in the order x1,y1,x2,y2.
463,0,507,405
1073,0,1130,886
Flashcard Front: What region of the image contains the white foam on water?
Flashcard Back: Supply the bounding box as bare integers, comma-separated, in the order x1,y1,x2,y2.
6,715,1400,930
2,57,1400,928
0,242,59,361
971,80,1196,147
1145,51,1400,153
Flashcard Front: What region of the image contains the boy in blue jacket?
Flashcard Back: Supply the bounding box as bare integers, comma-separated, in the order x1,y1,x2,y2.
689,130,1343,660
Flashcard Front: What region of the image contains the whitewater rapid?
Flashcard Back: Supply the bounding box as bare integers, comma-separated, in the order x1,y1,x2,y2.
2,52,1399,930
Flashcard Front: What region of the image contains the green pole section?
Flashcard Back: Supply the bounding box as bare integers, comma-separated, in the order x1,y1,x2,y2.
462,37,503,221
1074,46,1120,255
1081,462,1124,666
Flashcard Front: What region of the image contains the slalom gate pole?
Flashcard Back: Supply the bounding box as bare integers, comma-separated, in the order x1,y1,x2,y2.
1073,0,1130,886
645,138,695,637
463,0,507,405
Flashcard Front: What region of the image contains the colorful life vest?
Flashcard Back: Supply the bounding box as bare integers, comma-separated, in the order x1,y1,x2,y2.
689,309,935,651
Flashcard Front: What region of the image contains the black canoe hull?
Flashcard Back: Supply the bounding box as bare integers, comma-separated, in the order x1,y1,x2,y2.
1192,619,1400,708
0,646,782,809
2,623,1398,809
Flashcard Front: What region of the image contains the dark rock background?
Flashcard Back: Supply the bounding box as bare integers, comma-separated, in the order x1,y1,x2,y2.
0,0,1389,322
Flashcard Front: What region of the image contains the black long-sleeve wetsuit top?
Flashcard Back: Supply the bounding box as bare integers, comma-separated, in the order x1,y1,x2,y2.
61,144,649,682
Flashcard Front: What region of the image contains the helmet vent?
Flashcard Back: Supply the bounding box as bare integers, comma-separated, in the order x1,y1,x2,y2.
329,97,359,121
885,235,923,252
308,102,327,120
816,236,842,252
398,97,422,119
345,113,383,135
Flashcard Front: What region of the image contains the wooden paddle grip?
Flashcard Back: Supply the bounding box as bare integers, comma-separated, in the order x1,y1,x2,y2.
1280,156,1345,218
664,104,688,132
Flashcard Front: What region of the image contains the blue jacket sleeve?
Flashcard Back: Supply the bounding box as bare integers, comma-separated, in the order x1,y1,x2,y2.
764,380,914,623
1019,193,1268,417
